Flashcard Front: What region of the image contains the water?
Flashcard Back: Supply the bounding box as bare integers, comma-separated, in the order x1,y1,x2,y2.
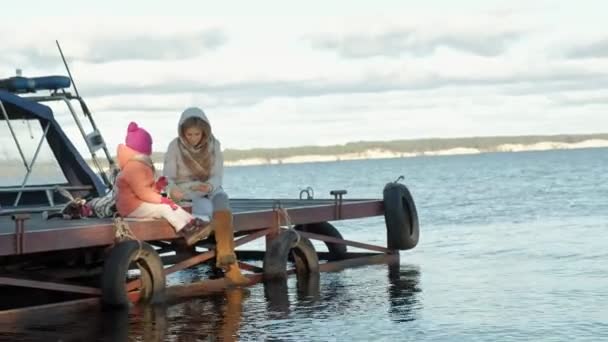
1,148,607,341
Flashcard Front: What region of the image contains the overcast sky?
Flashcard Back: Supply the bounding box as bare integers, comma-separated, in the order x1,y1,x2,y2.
1,0,607,155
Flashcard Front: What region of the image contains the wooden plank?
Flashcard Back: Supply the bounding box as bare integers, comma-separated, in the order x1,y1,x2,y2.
0,277,101,295
297,230,390,253
0,185,93,192
0,201,384,256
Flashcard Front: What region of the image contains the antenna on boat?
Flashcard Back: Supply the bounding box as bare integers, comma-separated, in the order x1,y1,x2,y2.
55,40,118,190
56,40,81,98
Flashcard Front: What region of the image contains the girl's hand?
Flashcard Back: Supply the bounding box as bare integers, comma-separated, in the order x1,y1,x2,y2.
155,176,168,192
160,197,178,210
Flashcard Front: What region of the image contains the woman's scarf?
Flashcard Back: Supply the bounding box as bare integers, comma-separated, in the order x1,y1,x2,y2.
177,136,216,181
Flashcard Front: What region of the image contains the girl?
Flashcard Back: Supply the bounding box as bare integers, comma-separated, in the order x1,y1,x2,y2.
163,107,248,286
115,122,211,246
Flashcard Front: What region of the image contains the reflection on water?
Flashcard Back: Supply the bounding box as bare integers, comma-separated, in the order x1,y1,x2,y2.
264,273,321,319
0,263,424,341
388,263,422,323
99,305,167,342
0,288,249,341
162,288,248,341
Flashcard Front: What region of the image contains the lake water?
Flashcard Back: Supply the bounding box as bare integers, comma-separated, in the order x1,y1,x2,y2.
1,148,607,341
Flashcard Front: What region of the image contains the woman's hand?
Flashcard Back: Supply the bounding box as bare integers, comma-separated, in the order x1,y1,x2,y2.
170,187,185,201
190,183,212,193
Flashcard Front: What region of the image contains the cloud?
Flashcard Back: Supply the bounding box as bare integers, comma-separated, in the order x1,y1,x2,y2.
550,93,608,107
86,93,257,113
0,29,228,69
502,72,608,96
74,60,608,107
2,6,608,152
0,48,62,70
308,29,524,58
566,38,608,59
83,29,227,63
79,75,457,104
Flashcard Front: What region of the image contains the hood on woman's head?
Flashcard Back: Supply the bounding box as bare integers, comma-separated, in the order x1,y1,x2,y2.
178,107,212,140
179,107,210,127
174,107,217,180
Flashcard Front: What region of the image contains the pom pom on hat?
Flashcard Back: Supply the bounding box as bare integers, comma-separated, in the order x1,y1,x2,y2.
128,122,140,132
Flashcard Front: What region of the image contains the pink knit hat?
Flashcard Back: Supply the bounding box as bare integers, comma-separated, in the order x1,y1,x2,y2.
125,122,152,155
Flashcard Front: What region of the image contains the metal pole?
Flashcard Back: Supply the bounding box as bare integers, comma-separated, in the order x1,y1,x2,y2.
61,98,111,187
0,100,30,172
77,97,117,182
56,40,81,98
13,122,51,206
56,40,116,188
62,98,90,149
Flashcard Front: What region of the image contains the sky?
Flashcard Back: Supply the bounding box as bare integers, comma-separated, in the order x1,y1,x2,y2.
1,0,608,155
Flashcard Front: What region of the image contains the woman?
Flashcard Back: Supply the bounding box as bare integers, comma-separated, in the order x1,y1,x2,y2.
163,107,248,286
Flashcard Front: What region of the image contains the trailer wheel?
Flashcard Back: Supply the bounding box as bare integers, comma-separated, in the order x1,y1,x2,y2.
294,222,348,261
383,182,420,250
263,230,319,279
101,240,166,307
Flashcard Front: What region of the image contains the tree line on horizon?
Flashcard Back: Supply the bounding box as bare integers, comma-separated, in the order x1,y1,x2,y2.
146,133,607,162
2,133,606,168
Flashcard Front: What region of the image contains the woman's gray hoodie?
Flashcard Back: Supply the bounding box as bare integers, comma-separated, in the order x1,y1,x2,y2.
162,107,224,196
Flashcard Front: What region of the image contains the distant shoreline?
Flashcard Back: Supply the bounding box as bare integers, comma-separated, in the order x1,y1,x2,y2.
221,139,608,166
2,134,607,173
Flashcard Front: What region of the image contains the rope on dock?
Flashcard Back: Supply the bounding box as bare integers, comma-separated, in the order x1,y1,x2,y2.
112,214,143,258
273,202,300,247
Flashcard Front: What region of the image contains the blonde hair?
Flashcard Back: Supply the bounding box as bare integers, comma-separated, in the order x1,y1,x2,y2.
180,116,210,143
178,117,215,180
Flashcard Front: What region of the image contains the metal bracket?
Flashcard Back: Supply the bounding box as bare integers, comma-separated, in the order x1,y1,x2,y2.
13,122,51,206
11,213,30,255
0,100,30,172
330,189,347,220
299,186,314,200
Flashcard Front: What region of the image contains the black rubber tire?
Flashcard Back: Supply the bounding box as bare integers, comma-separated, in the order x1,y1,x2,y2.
101,240,166,307
263,230,319,279
294,222,348,261
383,182,420,250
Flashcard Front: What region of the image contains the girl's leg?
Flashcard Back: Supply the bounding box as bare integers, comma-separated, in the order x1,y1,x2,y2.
129,202,211,246
129,202,192,232
165,207,195,232
129,202,163,219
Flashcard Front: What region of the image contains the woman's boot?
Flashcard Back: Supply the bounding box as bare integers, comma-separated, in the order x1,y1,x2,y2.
213,210,249,286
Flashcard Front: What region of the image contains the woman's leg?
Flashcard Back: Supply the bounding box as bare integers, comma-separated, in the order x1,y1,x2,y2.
211,190,230,212
210,191,248,285
191,196,213,221
178,182,214,221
